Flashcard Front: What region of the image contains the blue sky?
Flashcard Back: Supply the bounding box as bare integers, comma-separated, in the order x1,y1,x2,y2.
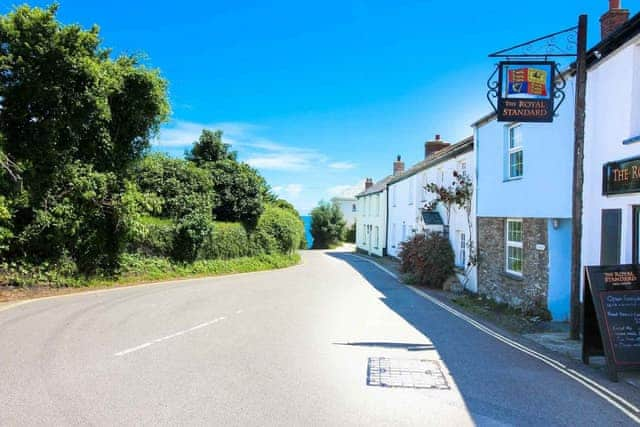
1,1,630,213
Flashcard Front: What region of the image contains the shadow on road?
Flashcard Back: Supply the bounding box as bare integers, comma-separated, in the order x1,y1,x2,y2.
325,251,610,426
333,342,436,351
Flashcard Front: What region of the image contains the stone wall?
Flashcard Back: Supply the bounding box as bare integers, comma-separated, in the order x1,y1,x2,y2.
477,217,549,315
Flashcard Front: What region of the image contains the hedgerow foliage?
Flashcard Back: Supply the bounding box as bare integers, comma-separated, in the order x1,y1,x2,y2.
399,233,455,289
310,202,346,249
0,5,302,282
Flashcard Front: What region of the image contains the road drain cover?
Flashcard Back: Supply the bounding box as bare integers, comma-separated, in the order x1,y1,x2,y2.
367,357,450,390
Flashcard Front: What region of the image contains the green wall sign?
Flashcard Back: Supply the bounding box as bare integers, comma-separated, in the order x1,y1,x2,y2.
603,155,640,196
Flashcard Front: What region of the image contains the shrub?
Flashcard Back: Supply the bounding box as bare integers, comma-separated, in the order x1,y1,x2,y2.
345,222,356,243
310,201,346,249
256,204,304,254
129,216,176,257
199,222,251,259
172,211,215,262
398,233,455,289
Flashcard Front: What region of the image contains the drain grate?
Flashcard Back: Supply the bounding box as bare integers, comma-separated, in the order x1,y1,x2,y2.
367,357,450,390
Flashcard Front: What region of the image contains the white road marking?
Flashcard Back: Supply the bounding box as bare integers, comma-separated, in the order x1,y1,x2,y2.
114,317,226,357
351,254,640,424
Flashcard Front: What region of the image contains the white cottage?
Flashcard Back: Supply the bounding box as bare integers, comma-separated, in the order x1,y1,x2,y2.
581,6,640,271
355,158,402,257
387,136,477,292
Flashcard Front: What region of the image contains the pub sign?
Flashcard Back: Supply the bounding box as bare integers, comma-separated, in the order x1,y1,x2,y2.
496,61,555,123
603,155,640,196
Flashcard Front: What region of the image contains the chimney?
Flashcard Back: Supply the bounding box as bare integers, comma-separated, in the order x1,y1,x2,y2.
393,155,405,176
364,178,373,190
601,0,629,40
425,134,450,159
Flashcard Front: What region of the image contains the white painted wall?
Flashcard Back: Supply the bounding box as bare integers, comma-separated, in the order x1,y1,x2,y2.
474,82,575,219
387,147,477,292
581,35,640,273
331,197,357,227
356,190,387,257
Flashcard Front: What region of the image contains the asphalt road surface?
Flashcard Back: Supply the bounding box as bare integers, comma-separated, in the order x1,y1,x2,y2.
0,249,638,426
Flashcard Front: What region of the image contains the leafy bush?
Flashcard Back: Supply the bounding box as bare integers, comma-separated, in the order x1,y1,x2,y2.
199,222,251,259
310,201,346,249
128,216,176,257
172,211,215,262
132,153,216,220
256,204,305,254
345,222,356,243
399,233,455,289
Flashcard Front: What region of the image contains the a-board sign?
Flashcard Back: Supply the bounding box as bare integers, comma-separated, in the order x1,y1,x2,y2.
583,265,640,381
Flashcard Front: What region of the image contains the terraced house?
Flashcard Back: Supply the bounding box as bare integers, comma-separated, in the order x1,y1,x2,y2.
386,135,477,292
355,157,402,257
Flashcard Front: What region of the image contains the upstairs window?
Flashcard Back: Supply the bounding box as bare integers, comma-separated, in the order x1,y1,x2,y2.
507,125,523,179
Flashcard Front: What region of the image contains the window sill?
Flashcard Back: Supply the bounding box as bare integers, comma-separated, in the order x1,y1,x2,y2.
503,176,523,183
623,135,640,145
501,271,524,281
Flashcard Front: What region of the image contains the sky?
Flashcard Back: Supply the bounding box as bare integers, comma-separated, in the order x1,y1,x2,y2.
0,0,632,213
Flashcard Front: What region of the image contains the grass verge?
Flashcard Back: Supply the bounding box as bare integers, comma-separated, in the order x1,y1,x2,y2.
0,252,301,302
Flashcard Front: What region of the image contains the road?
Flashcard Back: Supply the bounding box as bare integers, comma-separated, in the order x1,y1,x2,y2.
0,249,638,426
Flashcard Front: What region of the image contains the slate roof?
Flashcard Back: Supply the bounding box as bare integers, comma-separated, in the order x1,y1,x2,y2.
356,174,395,198
387,136,474,186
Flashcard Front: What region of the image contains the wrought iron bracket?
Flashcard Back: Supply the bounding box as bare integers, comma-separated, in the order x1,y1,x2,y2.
486,26,578,117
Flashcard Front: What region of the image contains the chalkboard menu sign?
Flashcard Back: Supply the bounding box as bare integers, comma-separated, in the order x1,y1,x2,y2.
583,265,640,381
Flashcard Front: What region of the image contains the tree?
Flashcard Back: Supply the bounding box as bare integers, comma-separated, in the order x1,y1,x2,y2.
187,130,237,165
132,153,216,220
425,170,475,289
0,4,169,272
208,159,267,227
310,201,346,249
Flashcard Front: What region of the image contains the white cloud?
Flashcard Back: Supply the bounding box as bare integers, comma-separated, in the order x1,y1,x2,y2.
328,161,356,170
272,184,304,199
155,120,349,172
326,180,366,198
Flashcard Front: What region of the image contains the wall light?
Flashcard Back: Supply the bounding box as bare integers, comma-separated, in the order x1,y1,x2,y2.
552,218,560,229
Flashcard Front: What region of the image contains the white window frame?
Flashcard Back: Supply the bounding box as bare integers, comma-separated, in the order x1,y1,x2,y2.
458,232,466,268
375,226,379,249
505,218,523,276
507,124,523,179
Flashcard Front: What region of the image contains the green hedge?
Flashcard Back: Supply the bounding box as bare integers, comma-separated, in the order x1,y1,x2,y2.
200,222,253,259
256,204,304,254
129,216,176,257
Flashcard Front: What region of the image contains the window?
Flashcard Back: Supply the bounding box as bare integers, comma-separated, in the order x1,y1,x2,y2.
458,232,466,268
375,194,380,216
392,187,397,207
402,223,407,242
506,219,523,275
408,179,414,205
352,203,356,212
507,125,523,179
391,223,396,247
375,226,379,249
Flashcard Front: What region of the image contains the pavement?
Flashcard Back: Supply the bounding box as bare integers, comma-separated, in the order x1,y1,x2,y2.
1,248,640,425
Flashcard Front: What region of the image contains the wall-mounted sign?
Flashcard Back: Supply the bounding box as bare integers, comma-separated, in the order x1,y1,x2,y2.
496,61,556,123
603,155,640,195
583,265,640,382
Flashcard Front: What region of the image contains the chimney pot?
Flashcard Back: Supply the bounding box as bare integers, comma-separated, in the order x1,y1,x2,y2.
393,156,405,176
365,178,374,190
601,0,629,40
424,135,450,159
